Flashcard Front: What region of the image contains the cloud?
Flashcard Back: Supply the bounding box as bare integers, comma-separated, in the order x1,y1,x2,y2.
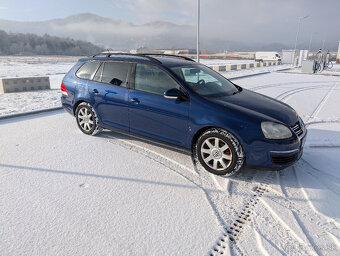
110,0,340,48
1,0,339,50
118,0,194,24
0,6,8,10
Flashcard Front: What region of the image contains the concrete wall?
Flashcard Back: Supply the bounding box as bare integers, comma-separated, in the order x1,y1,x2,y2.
282,50,296,64
0,77,50,94
211,61,280,73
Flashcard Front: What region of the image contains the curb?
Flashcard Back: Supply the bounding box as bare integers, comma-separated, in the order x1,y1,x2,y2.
229,71,271,80
0,107,63,120
276,70,340,77
228,67,292,81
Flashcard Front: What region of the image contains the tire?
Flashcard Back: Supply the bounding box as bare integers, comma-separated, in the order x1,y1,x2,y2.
75,102,102,135
194,128,245,176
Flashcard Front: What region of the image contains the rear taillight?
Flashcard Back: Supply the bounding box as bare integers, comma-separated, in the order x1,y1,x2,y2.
61,82,69,96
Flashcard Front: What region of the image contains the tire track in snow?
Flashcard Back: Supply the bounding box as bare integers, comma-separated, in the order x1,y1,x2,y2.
301,159,340,187
278,166,338,250
209,171,276,255
293,164,340,228
276,166,340,255
251,221,288,255
299,162,340,197
249,81,335,92
103,131,278,256
261,173,321,255
259,196,308,246
306,119,340,126
327,232,340,252
308,77,340,123
253,227,270,256
292,166,336,226
102,133,205,188
291,210,323,256
275,86,323,102
101,132,250,255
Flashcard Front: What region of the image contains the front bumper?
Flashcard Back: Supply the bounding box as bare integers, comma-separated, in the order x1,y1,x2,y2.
245,121,307,169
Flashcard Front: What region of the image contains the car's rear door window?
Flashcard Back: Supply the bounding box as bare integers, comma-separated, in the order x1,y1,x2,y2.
101,62,130,87
134,64,180,95
76,61,100,80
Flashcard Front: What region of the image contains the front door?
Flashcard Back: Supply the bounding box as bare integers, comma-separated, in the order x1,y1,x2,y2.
129,63,189,147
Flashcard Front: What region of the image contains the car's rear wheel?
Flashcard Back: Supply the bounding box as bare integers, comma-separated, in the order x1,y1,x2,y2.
75,102,101,135
195,128,244,176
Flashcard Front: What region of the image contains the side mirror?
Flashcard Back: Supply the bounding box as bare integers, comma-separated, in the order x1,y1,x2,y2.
164,88,183,100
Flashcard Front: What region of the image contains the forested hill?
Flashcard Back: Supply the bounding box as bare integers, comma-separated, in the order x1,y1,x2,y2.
0,30,104,55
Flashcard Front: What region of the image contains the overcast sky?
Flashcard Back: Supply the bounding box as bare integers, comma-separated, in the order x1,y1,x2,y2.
0,0,339,49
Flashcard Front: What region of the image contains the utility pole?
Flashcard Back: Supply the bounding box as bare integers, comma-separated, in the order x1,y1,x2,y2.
308,32,313,52
293,15,309,66
196,0,200,62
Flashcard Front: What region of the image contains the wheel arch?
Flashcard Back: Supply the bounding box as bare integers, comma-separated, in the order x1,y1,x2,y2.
191,126,243,151
73,100,88,116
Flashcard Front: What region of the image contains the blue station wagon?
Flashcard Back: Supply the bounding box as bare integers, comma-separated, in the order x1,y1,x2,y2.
61,53,307,175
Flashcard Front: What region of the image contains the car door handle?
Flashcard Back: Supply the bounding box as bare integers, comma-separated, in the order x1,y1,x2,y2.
130,98,140,104
93,89,99,94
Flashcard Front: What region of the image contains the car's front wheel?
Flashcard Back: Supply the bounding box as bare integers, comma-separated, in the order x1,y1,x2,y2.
195,128,244,176
75,102,101,135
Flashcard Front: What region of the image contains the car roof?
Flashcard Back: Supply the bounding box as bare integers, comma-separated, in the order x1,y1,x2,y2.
78,53,197,68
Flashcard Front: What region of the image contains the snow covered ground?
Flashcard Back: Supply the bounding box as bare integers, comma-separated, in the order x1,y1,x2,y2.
199,59,255,66
1,64,340,255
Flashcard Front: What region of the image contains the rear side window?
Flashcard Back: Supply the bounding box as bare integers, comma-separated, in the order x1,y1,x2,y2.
101,62,130,87
76,61,100,80
134,64,180,95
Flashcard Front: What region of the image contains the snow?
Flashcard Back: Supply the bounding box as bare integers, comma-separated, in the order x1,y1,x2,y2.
199,59,255,66
0,90,61,116
0,111,222,255
1,57,340,255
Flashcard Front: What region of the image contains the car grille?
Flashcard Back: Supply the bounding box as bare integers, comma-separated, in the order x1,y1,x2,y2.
271,153,298,165
291,121,303,137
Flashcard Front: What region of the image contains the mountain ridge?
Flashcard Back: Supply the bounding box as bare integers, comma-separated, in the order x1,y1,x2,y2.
0,13,293,51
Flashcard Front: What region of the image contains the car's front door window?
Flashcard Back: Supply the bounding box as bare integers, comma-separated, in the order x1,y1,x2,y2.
134,64,180,95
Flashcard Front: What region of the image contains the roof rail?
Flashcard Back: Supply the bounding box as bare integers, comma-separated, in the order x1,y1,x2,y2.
91,52,161,64
140,53,195,62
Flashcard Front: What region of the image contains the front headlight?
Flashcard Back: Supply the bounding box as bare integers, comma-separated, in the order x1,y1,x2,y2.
261,122,292,139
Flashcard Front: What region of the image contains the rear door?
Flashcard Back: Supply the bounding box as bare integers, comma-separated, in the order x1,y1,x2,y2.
87,61,132,131
128,63,189,147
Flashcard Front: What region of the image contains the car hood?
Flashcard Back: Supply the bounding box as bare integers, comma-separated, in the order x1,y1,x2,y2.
207,88,298,125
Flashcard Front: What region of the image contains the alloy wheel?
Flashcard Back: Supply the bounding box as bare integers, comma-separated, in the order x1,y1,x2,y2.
200,137,233,171
77,107,94,132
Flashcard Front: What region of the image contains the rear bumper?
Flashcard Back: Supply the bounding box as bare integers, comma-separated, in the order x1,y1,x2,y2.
61,97,74,116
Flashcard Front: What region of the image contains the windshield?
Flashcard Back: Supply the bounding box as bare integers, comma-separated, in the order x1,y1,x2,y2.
171,64,239,97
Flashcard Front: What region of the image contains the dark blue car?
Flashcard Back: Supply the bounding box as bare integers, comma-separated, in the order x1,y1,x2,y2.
61,53,306,176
